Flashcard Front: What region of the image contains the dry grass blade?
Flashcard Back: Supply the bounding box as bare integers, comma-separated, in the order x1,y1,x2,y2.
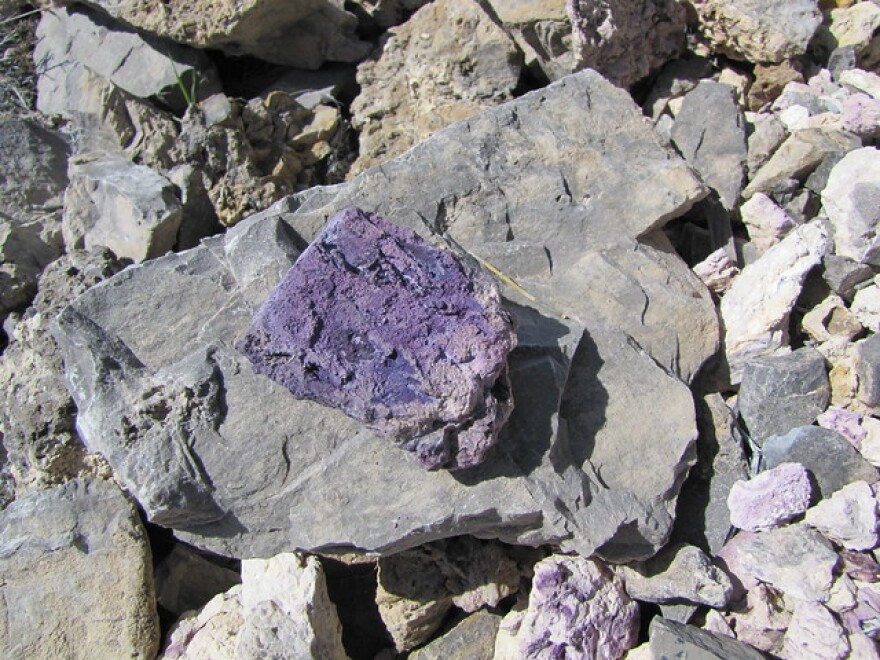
0,3,39,115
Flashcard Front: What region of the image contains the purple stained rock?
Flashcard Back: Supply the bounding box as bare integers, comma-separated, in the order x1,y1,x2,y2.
235,207,516,470
727,462,813,531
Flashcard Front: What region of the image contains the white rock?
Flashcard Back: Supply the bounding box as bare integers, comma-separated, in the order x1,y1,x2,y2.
840,69,880,100
848,632,880,659
827,573,859,614
860,417,880,466
779,104,812,132
782,601,850,660
822,147,880,266
853,280,880,332
692,247,740,294
721,220,829,383
161,587,243,660
740,192,796,254
806,480,880,550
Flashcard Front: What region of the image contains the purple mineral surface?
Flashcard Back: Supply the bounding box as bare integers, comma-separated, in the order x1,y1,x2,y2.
235,207,516,470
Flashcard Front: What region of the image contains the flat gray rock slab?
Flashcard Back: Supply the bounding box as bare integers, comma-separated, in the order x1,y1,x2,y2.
649,617,765,659
55,71,706,561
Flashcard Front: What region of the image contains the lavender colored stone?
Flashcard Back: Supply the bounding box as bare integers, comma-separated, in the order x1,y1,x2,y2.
727,462,813,531
236,207,516,470
514,555,639,659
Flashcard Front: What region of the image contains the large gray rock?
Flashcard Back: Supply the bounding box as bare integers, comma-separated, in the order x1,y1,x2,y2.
34,5,220,115
63,155,184,262
75,0,370,69
738,347,831,444
409,610,500,660
822,147,880,266
54,71,708,561
0,478,159,659
761,426,879,498
649,617,766,660
671,81,748,210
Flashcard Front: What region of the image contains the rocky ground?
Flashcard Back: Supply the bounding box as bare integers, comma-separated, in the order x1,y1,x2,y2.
1,0,880,658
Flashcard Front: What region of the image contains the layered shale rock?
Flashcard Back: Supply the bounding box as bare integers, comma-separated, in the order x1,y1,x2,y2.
237,207,516,471
54,71,712,561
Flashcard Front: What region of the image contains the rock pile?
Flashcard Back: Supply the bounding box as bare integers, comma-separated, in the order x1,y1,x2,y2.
1,0,880,657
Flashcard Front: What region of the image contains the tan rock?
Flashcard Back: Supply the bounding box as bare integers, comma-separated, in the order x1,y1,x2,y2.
485,0,573,81
748,60,804,110
350,0,522,176
802,294,863,343
693,247,740,294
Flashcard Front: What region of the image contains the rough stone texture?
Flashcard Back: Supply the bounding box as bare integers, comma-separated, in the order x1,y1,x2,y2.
783,601,851,660
74,0,370,69
34,5,220,115
727,462,813,531
0,117,68,323
63,156,183,263
724,583,791,655
692,248,740,295
670,81,747,210
617,544,733,608
237,208,515,471
349,0,522,176
746,112,787,177
718,524,839,602
822,147,880,266
162,553,346,659
855,333,880,414
762,426,879,498
0,478,159,659
817,406,867,448
566,0,687,89
738,347,831,443
648,617,765,660
841,69,880,100
854,283,880,333
827,2,880,71
672,394,750,556
803,295,864,344
823,254,874,302
0,248,127,496
53,72,707,561
409,610,500,660
806,480,880,550
743,128,861,199
155,544,242,617
720,221,829,383
503,556,639,659
842,92,880,139
349,0,431,28
740,193,796,254
748,61,805,111
690,0,823,63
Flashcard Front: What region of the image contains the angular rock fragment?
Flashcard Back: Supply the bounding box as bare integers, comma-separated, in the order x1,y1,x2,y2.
783,601,851,660
822,147,880,266
237,207,516,471
652,618,766,659
806,480,880,550
727,462,813,531
409,609,500,660
155,544,242,617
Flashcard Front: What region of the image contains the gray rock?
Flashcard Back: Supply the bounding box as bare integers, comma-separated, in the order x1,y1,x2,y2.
671,81,748,210
54,71,706,561
484,1,572,82
829,46,859,81
643,54,714,120
689,0,823,64
409,610,501,660
0,478,159,658
63,155,183,262
855,333,880,411
823,254,875,303
567,0,687,89
34,5,220,115
822,147,880,266
260,64,355,110
738,347,831,444
761,426,878,498
155,544,242,617
618,544,734,608
672,393,750,555
0,248,128,496
74,0,370,70
649,617,766,660
746,113,787,179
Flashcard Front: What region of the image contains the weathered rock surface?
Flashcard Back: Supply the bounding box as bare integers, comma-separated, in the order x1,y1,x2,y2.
53,71,707,561
74,0,370,69
0,248,127,496
761,426,879,497
724,583,791,655
161,586,243,660
806,480,880,550
648,617,765,660
822,147,880,265
0,478,159,659
408,609,500,660
484,0,572,81
567,0,687,89
727,462,813,531
349,0,522,176
690,0,823,63
237,207,515,471
670,81,747,210
738,347,831,443
617,544,734,608
155,544,242,617
718,524,839,602
720,220,829,382
498,555,639,659
35,5,219,115
783,601,851,660
823,254,874,302
740,192,796,254
63,155,183,262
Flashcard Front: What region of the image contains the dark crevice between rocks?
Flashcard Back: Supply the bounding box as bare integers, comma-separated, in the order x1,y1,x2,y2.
205,50,292,100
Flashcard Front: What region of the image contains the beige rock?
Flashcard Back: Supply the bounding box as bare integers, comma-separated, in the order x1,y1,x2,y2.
743,128,861,199
748,60,804,110
693,247,740,294
860,416,880,465
828,343,859,407
806,480,880,550
720,220,829,382
782,601,850,660
485,0,573,81
740,192,796,253
745,112,787,177
350,0,522,176
726,584,790,655
828,2,880,67
162,587,244,660
802,294,864,343
840,69,880,100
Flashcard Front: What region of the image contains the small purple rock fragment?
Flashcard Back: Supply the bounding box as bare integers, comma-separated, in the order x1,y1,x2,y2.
727,462,813,531
517,555,639,660
236,207,516,470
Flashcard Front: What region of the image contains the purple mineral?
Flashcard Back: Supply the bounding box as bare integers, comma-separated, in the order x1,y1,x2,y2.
235,207,516,470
